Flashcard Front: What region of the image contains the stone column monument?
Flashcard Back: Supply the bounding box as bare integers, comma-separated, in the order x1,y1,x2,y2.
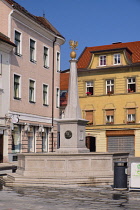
57,41,89,153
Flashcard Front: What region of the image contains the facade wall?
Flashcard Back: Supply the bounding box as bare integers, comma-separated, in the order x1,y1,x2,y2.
135,130,140,157
0,0,64,162
0,0,12,36
78,54,140,156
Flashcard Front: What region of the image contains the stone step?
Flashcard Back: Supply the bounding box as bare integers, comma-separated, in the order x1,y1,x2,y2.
1,173,113,187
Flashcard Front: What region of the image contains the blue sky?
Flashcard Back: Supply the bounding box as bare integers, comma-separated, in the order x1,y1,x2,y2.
15,0,140,70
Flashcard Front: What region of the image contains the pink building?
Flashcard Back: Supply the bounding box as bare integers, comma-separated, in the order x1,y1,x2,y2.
0,0,65,162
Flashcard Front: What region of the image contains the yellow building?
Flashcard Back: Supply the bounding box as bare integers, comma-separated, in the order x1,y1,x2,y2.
77,41,140,157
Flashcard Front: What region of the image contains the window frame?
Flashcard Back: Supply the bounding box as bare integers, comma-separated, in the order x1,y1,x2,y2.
99,55,106,66
127,108,136,123
56,87,60,108
106,79,114,94
43,84,49,106
30,38,36,63
85,110,93,125
14,74,21,100
29,79,36,103
43,46,49,68
127,77,136,93
86,81,94,95
42,127,49,152
113,53,121,65
0,53,2,75
14,30,22,56
56,51,60,72
105,109,114,124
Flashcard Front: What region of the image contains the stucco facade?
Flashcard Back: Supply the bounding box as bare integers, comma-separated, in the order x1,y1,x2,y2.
77,41,140,157
0,0,65,162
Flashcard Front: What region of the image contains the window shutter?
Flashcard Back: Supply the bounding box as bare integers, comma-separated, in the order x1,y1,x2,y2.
85,111,93,123
106,109,114,116
128,109,135,114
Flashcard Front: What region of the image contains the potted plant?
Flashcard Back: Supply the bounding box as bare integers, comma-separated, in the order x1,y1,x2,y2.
86,92,92,96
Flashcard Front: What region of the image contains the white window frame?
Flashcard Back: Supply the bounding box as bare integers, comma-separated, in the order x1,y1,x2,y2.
127,114,135,122
56,87,60,108
106,79,114,94
12,125,21,153
43,84,49,106
30,38,36,63
127,77,136,93
29,79,36,103
28,126,35,153
43,46,49,68
14,74,21,99
56,51,60,72
14,29,22,56
106,115,114,123
42,127,49,152
86,81,93,95
0,53,2,75
113,53,121,65
99,55,106,66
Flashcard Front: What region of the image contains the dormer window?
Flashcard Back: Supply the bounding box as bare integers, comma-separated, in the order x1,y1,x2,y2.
99,55,106,66
114,54,121,65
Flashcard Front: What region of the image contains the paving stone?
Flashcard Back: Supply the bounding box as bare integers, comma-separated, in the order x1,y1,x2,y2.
0,185,140,209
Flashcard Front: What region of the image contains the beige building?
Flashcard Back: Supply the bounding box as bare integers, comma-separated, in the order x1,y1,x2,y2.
77,41,140,157
0,0,65,162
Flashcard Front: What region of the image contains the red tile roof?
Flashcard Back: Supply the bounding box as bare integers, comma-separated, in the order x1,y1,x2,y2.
4,0,65,39
0,32,16,46
60,72,70,90
77,41,140,69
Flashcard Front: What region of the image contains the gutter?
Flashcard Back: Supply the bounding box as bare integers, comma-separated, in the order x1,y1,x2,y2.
78,62,140,72
51,37,57,152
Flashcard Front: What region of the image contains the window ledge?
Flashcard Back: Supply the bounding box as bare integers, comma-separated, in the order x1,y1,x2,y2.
30,59,37,64
44,66,49,69
14,97,21,100
29,101,36,104
106,122,114,125
43,104,49,107
15,53,22,57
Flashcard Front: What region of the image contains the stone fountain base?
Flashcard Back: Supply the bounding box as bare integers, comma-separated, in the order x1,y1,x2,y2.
1,152,129,187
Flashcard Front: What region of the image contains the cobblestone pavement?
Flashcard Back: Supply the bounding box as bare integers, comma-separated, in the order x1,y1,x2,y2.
0,184,140,210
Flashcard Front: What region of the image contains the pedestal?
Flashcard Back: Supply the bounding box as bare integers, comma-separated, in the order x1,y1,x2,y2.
57,118,89,153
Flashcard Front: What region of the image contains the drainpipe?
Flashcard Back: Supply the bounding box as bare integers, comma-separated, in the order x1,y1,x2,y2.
51,37,57,152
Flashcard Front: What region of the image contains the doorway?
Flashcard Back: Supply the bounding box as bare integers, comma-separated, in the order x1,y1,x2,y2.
0,135,3,162
86,136,96,152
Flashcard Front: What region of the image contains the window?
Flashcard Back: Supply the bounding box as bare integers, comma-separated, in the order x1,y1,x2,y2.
114,54,121,65
14,74,21,99
56,88,60,108
43,84,48,106
28,126,35,153
127,77,136,93
85,110,93,125
30,39,36,62
57,52,60,72
106,79,114,94
127,109,136,123
12,125,21,153
86,81,93,95
29,80,35,103
15,31,21,56
99,55,106,66
42,127,49,152
106,110,114,124
44,47,49,68
0,53,2,75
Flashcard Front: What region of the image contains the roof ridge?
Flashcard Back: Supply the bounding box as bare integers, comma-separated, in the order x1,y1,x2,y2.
3,0,64,39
